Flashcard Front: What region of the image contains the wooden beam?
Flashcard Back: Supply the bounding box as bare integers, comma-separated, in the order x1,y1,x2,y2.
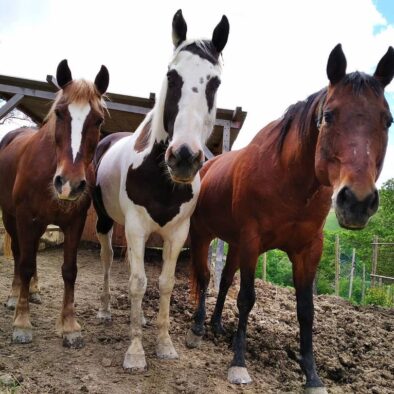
105,101,151,115
46,75,59,90
0,93,24,119
0,83,55,100
222,121,231,153
203,144,215,160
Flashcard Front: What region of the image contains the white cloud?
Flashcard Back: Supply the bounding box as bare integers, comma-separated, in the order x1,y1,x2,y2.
0,0,393,183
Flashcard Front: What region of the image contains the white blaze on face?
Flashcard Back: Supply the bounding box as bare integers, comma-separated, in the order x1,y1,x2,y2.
68,102,91,162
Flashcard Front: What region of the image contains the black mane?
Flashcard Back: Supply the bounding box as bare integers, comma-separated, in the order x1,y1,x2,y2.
276,72,383,153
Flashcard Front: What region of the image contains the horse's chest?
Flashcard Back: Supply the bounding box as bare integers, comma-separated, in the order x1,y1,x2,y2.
125,144,194,227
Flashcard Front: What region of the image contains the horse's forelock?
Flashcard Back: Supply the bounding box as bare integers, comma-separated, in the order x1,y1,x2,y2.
46,79,107,123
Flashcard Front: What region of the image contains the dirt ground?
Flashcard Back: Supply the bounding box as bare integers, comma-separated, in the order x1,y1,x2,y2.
0,245,393,394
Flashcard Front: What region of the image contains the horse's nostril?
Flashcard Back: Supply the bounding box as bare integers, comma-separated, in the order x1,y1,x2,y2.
77,179,87,193
368,189,379,212
336,186,351,206
54,175,64,192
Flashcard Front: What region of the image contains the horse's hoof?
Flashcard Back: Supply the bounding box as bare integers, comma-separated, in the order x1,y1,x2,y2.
12,327,33,344
123,353,147,372
156,341,179,359
29,293,42,304
228,366,252,384
5,297,17,310
97,309,112,322
305,387,328,394
185,329,203,349
63,332,84,349
211,321,226,336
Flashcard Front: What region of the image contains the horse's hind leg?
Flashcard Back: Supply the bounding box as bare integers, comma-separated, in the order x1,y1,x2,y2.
227,238,259,385
2,212,21,309
289,238,327,393
156,220,189,359
56,216,86,348
123,220,147,371
211,242,240,336
29,270,41,304
96,214,114,322
185,229,212,349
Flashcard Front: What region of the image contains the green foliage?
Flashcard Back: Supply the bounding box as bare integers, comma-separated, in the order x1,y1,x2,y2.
364,286,394,307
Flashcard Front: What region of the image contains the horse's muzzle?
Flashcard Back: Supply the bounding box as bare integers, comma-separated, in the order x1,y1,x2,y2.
166,144,203,184
54,175,87,201
334,186,379,229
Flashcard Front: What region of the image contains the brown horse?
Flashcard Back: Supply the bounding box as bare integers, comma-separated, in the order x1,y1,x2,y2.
186,44,394,392
0,60,109,347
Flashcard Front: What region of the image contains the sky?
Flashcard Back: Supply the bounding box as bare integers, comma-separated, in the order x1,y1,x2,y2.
0,0,393,186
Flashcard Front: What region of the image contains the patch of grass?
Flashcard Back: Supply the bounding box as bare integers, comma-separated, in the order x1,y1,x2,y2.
324,210,340,231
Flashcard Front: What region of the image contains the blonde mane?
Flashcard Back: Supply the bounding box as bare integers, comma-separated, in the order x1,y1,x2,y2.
45,79,107,126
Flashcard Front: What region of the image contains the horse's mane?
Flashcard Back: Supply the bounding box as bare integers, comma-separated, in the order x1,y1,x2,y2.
177,39,223,67
44,79,107,125
276,72,383,154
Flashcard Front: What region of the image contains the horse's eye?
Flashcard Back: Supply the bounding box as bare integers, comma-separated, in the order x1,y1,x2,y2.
323,111,333,124
55,109,63,120
95,118,104,127
386,116,393,129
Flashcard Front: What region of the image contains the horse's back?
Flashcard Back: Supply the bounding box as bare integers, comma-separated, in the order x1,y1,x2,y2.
0,127,37,151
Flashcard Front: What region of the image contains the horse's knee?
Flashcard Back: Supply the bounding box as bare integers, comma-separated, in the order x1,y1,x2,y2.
129,274,147,296
159,276,175,294
62,264,77,283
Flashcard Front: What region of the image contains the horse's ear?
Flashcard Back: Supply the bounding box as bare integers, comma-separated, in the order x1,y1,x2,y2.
212,15,229,54
56,59,72,89
172,9,187,47
94,65,110,95
327,44,347,85
374,46,394,88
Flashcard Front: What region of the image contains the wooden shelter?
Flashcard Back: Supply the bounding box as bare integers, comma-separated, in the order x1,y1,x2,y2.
0,73,247,248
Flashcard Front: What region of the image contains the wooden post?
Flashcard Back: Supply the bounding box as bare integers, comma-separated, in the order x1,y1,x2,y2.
348,248,356,300
4,231,12,258
262,252,267,282
335,234,340,296
361,264,366,304
214,240,225,291
371,236,378,287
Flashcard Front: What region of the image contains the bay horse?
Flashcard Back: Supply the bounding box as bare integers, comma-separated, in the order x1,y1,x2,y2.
93,9,229,371
186,44,394,392
0,60,109,347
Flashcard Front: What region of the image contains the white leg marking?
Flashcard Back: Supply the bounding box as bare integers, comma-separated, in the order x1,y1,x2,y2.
97,228,114,321
156,220,190,359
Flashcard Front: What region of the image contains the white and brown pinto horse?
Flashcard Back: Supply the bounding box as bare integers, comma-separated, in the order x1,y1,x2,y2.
0,60,109,347
93,9,229,370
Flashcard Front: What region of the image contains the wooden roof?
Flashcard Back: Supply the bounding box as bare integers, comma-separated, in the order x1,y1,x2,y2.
0,74,247,156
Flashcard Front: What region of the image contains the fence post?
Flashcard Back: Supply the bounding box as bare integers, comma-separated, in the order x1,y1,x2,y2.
361,263,366,304
335,234,340,296
214,240,225,291
262,252,267,282
371,236,378,287
4,231,12,258
348,248,356,300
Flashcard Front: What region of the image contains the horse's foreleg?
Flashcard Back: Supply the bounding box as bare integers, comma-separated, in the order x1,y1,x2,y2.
290,237,327,393
123,223,147,371
12,213,45,344
211,242,240,335
227,238,258,385
56,216,86,349
96,225,114,322
156,221,189,359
